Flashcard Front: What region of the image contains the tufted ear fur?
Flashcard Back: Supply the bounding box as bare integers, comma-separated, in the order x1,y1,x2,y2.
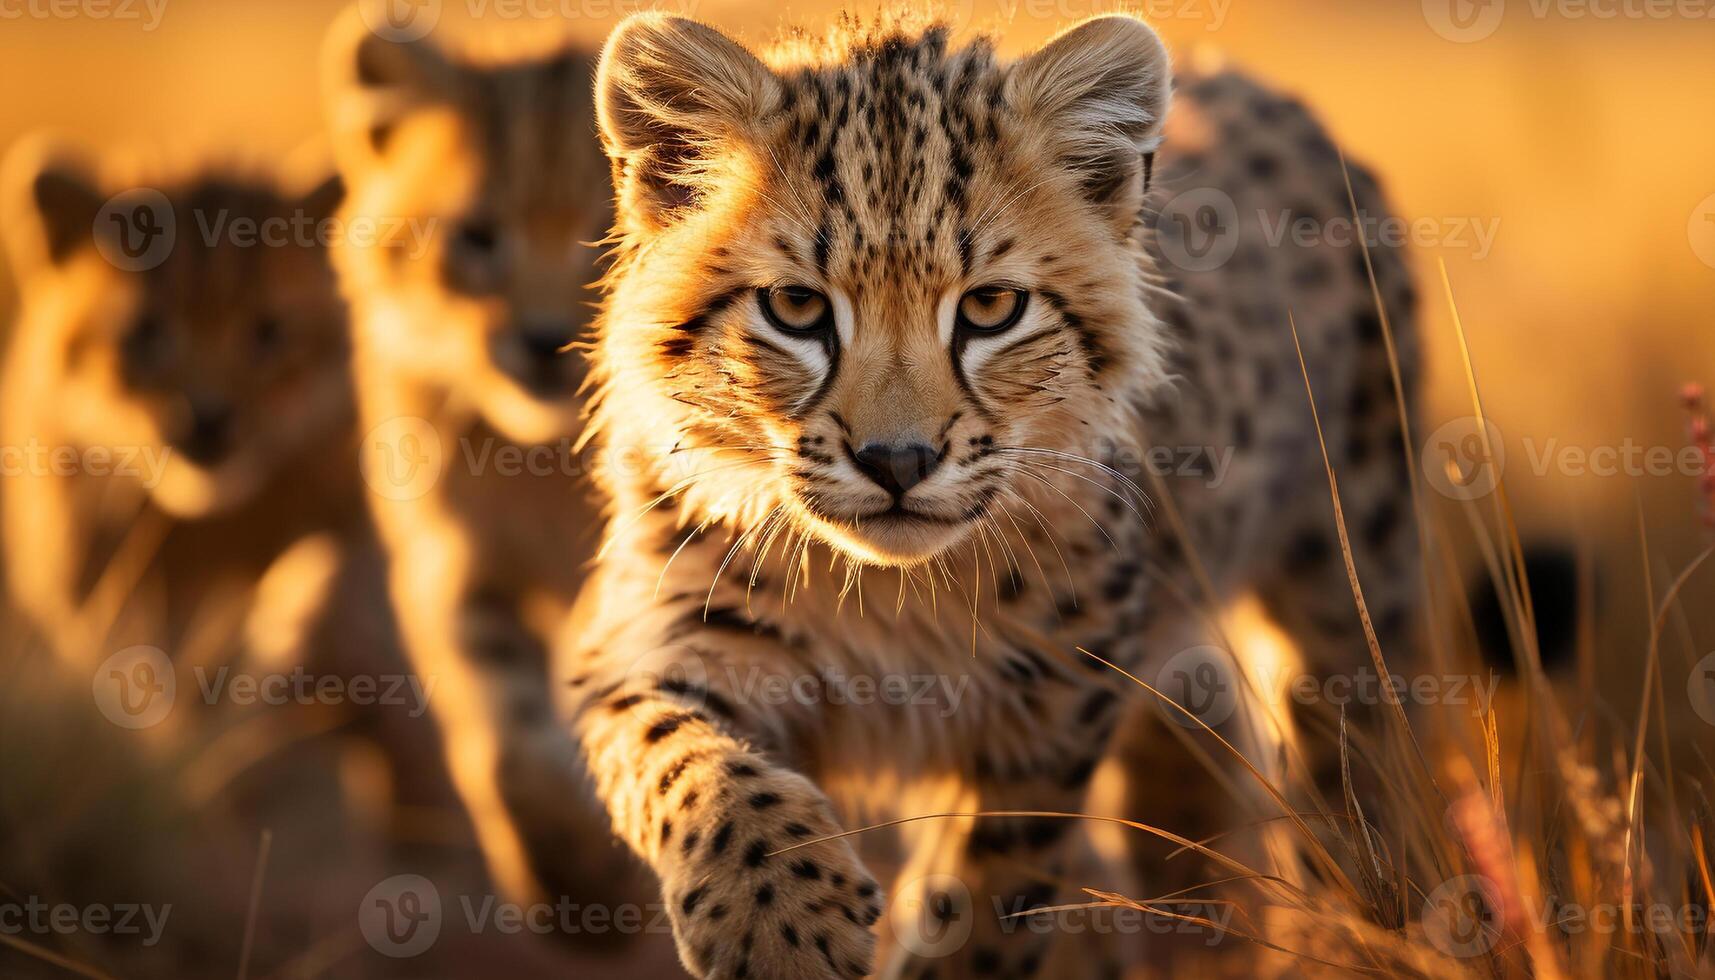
1007,15,1171,229
1,136,105,276
321,8,462,176
595,14,779,233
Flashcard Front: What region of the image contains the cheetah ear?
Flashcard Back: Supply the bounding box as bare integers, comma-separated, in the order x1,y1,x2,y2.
1,135,105,276
1008,14,1171,227
321,9,461,176
596,14,779,232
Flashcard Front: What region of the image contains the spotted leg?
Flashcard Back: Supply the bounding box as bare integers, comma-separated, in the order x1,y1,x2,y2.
568,623,883,980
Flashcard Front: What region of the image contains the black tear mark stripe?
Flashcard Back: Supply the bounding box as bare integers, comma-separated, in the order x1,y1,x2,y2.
1038,289,1107,375
950,293,1038,425
948,326,993,423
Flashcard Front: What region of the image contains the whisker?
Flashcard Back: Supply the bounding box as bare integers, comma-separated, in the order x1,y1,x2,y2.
995,446,1155,516
995,500,1054,609
1004,489,1077,607
654,516,716,599
1008,458,1146,525
705,505,782,617
1015,468,1118,552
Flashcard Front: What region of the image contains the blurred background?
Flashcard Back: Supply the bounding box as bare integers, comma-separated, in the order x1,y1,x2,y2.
2,0,1713,976
4,0,1713,642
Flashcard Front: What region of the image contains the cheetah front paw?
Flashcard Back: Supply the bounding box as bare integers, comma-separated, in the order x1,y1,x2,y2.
663,767,882,979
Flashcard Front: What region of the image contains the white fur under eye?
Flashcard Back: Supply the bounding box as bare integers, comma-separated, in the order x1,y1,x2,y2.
953,307,1042,379
942,287,1046,378
748,288,848,411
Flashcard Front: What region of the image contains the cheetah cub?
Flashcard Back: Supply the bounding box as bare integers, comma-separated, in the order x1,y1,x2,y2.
568,12,1418,979
321,12,644,912
0,140,358,664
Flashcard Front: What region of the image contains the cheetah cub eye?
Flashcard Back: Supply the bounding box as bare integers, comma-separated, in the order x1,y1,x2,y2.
955,286,1029,334
758,285,833,335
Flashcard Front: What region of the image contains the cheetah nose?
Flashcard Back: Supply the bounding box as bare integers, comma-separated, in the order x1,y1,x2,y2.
851,442,939,498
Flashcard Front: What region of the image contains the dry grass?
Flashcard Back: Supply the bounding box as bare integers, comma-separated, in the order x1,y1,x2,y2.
2,150,1710,980
1043,250,1715,976
5,282,1712,978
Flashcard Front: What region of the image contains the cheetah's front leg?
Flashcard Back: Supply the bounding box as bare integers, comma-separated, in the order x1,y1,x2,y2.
887,765,1126,980
570,635,883,979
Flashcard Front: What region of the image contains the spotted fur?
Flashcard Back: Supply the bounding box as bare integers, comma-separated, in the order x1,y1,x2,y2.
0,139,360,663
321,12,645,912
566,13,1420,978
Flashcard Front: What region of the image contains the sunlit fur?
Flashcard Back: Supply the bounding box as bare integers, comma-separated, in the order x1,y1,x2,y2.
567,14,1208,978
321,13,647,914
325,14,611,446
572,12,1424,977
590,12,1172,569
0,138,354,659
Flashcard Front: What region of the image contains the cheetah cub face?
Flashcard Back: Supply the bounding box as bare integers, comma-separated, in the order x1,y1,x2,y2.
324,18,610,445
596,14,1174,566
1,142,349,518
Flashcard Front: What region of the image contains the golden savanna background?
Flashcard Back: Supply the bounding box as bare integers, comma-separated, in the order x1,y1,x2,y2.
2,0,1713,977
5,0,1714,645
